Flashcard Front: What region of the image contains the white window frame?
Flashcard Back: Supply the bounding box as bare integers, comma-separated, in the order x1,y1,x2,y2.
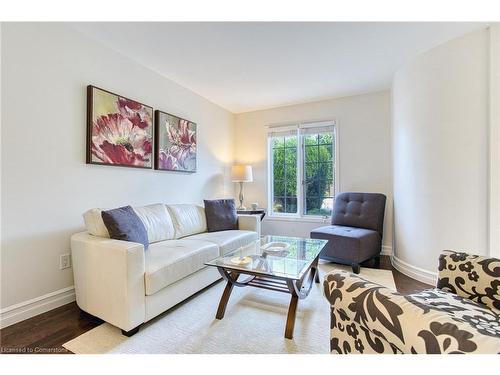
267,120,339,221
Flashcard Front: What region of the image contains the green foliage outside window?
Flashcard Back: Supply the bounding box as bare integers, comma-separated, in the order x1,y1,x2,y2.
272,132,334,216
272,136,298,213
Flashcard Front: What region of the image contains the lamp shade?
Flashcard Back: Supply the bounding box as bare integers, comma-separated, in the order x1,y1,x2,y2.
231,165,253,182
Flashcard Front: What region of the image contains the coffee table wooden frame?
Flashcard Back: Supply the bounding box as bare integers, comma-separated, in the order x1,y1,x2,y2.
213,254,320,339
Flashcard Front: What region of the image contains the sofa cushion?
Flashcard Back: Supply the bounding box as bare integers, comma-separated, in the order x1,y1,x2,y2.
83,204,175,242
409,288,500,334
407,289,500,350
204,199,238,232
83,208,110,238
133,204,175,243
145,239,219,295
101,206,149,249
331,192,386,236
167,204,207,239
188,230,258,256
310,225,381,263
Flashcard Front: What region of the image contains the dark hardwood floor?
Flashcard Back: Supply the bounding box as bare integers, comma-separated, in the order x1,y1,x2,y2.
377,255,431,294
0,303,100,354
0,255,432,354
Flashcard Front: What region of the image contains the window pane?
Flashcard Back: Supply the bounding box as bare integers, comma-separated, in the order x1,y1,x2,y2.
273,197,285,213
305,163,317,180
303,131,334,216
285,179,296,197
271,133,298,215
273,148,284,180
318,133,333,145
305,179,317,197
284,162,297,185
317,162,333,179
273,179,285,196
319,197,334,216
315,178,330,197
305,145,318,162
304,134,318,146
273,146,284,162
305,196,320,215
285,136,297,148
269,127,334,217
285,147,297,163
284,198,297,213
318,144,333,162
306,196,333,216
272,137,285,148
322,178,334,197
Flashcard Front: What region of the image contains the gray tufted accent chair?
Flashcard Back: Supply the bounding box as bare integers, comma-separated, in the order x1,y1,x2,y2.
310,192,386,273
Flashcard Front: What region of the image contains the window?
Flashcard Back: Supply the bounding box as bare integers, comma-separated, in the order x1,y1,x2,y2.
268,121,337,218
271,130,298,214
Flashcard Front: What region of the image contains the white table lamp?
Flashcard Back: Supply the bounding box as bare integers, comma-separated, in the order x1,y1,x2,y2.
232,165,253,210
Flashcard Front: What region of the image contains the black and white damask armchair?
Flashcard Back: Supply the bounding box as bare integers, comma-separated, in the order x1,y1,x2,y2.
323,250,500,354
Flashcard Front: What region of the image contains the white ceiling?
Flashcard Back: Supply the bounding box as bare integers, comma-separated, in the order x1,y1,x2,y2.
72,22,488,113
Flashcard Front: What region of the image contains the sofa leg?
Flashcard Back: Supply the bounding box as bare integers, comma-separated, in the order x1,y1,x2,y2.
352,263,360,274
374,255,381,268
121,326,140,337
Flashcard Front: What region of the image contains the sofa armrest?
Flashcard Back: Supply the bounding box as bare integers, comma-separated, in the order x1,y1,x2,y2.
437,250,500,310
71,232,146,331
323,270,418,352
237,214,261,237
323,270,494,354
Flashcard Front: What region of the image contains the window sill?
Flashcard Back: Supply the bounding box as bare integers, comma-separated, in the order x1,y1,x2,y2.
265,215,330,224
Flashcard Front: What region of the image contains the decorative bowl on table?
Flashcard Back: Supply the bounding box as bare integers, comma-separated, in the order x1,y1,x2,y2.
229,256,252,265
261,242,290,257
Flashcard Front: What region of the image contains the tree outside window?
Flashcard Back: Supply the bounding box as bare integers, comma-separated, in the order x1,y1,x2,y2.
270,123,335,217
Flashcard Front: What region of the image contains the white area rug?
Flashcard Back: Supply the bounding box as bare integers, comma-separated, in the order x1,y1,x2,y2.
63,263,396,354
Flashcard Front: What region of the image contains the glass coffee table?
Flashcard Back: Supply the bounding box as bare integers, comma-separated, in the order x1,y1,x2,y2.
205,235,328,339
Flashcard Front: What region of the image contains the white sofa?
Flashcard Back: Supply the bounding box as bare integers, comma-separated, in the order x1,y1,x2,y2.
71,203,260,336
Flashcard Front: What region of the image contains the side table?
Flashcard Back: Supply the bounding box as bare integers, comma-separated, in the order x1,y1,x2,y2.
236,209,266,221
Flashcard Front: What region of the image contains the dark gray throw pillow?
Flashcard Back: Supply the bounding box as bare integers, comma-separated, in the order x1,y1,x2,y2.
204,199,238,232
101,205,149,249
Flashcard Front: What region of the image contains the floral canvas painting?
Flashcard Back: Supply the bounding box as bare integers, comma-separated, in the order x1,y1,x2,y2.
155,110,197,172
87,86,153,168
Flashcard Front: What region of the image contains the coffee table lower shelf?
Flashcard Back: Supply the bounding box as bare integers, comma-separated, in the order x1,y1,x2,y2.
213,256,320,339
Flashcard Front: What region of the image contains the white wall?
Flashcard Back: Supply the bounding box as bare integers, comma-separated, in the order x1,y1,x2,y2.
489,25,500,259
234,91,393,251
392,29,489,283
0,23,234,312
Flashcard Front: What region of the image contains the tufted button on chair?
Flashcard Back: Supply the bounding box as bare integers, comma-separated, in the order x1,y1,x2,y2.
310,192,386,273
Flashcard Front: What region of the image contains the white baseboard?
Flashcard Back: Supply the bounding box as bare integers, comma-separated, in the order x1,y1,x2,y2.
381,245,392,256
0,286,76,329
391,255,437,286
